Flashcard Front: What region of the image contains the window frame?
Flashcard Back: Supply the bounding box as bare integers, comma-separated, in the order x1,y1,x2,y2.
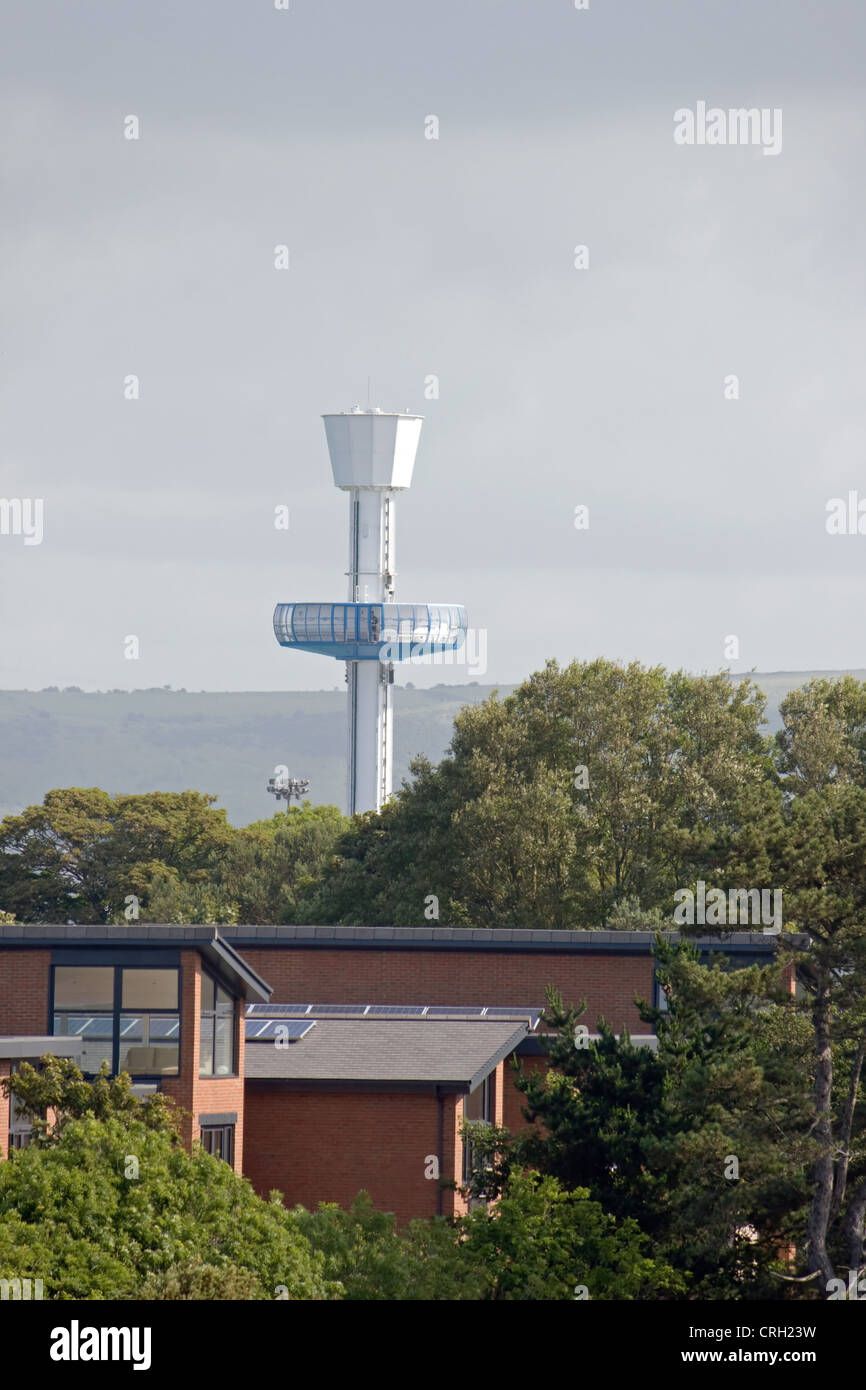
462,1073,495,1189
198,969,238,1079
200,1122,235,1166
7,1062,38,1151
50,961,182,1080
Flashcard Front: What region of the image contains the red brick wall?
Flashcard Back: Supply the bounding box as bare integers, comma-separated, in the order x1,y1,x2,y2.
0,1060,9,1161
492,1060,505,1127
503,1053,548,1134
0,951,50,1034
161,951,245,1173
244,1086,465,1226
0,951,52,1162
238,947,653,1033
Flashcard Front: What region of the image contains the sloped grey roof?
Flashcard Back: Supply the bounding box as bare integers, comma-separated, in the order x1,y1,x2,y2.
245,1018,527,1088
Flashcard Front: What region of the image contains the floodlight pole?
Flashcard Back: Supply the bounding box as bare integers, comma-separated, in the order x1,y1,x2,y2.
266,775,310,812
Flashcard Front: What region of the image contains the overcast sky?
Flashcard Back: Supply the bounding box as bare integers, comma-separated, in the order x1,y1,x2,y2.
2,0,865,691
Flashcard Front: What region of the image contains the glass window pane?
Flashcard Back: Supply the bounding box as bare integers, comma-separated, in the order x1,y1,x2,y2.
200,1019,214,1075
464,1079,492,1122
215,984,234,1015
119,1015,179,1076
122,969,178,1010
149,1016,180,1041
201,973,215,1012
53,967,114,1010
214,1017,233,1075
53,1013,114,1073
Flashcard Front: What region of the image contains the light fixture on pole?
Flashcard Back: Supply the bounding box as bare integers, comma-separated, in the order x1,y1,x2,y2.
266,773,310,811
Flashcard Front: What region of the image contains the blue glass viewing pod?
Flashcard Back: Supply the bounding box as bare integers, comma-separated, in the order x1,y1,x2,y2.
273,602,468,662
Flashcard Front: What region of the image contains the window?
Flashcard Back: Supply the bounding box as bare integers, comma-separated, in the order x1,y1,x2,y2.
118,968,179,1076
462,1074,494,1188
54,966,114,1009
122,969,178,1011
654,975,670,1013
199,973,236,1077
464,1075,493,1124
8,1064,36,1151
200,1123,234,1166
52,965,179,1077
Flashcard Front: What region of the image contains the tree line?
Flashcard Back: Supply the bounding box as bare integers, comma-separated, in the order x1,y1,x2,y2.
2,660,866,932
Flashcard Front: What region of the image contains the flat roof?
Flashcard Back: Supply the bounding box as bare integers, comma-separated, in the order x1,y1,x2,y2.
225,925,806,954
0,925,272,1002
0,923,805,958
245,1018,527,1089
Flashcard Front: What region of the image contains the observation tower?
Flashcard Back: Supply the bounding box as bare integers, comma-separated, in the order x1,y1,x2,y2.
273,408,467,815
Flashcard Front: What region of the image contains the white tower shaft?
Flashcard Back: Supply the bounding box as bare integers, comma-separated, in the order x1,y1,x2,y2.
346,488,394,815
322,408,423,818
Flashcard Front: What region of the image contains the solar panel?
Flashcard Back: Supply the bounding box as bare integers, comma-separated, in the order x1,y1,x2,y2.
247,1004,312,1017
244,1019,315,1042
365,1004,428,1017
310,1003,368,1016
247,1002,542,1024
425,1005,485,1018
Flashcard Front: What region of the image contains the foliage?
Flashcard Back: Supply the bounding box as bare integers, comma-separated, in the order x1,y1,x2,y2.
295,1191,476,1300
464,942,814,1299
140,1256,261,1300
0,1058,336,1300
0,790,347,926
300,659,775,927
457,1170,684,1300
0,788,233,923
296,1180,684,1301
0,1059,682,1302
775,676,866,793
1,1056,179,1144
770,782,866,1292
0,1113,337,1300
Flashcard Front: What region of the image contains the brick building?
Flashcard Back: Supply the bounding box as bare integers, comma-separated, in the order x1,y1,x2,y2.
0,924,789,1221
244,1006,539,1223
0,925,270,1170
